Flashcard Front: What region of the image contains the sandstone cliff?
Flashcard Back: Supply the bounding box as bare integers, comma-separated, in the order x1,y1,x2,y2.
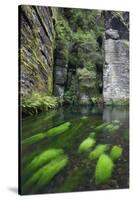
103,11,129,105
19,5,57,96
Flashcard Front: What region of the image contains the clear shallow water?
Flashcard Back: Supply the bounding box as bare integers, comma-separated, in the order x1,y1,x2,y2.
21,106,129,195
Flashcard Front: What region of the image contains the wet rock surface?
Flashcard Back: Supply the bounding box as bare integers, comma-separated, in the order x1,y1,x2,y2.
19,5,57,96
103,11,129,105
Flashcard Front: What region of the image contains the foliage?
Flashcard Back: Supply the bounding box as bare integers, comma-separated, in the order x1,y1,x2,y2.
21,93,58,115
78,137,96,153
46,122,71,137
59,166,86,192
22,122,71,145
23,155,68,193
95,154,114,184
110,145,123,161
62,9,104,36
55,15,72,42
95,120,120,133
89,144,109,160
63,79,79,105
89,132,96,138
22,133,46,145
95,122,110,132
24,149,64,175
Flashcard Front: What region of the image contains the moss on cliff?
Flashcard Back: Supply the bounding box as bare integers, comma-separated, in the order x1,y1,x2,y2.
54,8,105,105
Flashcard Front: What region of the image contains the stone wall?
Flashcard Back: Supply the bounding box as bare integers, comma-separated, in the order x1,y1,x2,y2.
19,5,57,96
103,11,129,105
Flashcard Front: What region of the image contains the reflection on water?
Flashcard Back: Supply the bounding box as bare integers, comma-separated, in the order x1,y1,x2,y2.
103,106,129,122
21,105,129,195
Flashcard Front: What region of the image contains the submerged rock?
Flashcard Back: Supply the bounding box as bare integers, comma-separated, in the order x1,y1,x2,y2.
95,154,114,184
78,137,96,153
110,145,123,161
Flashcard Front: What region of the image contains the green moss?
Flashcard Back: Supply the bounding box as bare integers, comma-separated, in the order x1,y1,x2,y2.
24,148,64,174
23,155,68,193
89,144,109,160
58,166,86,192
89,132,96,138
95,154,114,184
110,145,123,161
104,124,120,133
95,122,110,132
22,133,46,145
21,93,58,116
78,137,96,153
22,122,71,145
47,122,71,137
123,129,129,141
95,121,120,133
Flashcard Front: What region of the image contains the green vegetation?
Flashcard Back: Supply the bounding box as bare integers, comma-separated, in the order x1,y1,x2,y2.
95,154,114,184
55,8,105,106
22,133,46,145
24,148,64,175
110,145,123,161
23,155,68,193
22,122,71,145
89,132,96,138
89,144,109,160
59,166,86,192
21,93,58,115
95,121,120,133
46,122,71,137
78,136,96,153
95,122,110,132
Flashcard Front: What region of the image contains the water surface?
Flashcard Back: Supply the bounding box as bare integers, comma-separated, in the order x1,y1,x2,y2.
21,106,129,194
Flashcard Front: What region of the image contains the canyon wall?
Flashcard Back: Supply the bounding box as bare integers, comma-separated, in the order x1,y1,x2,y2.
103,11,129,105
19,5,57,96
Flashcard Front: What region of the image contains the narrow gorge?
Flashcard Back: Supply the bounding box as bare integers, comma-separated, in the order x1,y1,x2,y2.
20,6,129,113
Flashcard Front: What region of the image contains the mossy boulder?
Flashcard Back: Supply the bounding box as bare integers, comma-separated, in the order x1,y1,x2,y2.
78,137,96,153
95,154,114,184
89,144,109,160
110,145,123,161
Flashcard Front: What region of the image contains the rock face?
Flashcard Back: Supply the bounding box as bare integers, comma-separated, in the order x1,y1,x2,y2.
54,40,69,96
103,11,129,105
19,5,57,96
